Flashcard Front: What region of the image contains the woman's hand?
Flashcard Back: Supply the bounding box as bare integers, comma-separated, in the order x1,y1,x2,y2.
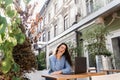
56,51,63,59
50,71,62,75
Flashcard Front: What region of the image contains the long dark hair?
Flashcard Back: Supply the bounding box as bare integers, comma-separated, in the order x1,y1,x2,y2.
55,43,72,66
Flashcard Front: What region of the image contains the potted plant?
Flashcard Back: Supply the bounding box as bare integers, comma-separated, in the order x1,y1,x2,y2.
83,24,112,72
36,51,46,70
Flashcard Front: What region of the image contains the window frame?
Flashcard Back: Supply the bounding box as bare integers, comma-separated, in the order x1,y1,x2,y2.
64,14,69,30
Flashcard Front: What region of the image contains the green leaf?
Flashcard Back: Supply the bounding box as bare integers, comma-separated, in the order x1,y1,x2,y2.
6,6,15,18
12,63,20,72
1,58,12,74
0,34,3,43
11,37,17,46
4,0,13,6
15,33,25,44
16,17,21,24
7,37,17,46
0,16,7,34
12,76,21,80
3,41,13,50
19,34,25,44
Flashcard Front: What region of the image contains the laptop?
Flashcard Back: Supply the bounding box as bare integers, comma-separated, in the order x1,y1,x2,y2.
64,57,87,75
74,57,87,74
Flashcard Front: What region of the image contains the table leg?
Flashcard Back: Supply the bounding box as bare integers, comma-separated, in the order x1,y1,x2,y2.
89,77,92,80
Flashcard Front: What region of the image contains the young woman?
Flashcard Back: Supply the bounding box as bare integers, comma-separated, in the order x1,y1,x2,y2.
46,43,73,80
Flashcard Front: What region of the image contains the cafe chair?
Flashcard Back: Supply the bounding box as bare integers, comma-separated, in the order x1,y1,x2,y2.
91,73,120,80
88,67,97,72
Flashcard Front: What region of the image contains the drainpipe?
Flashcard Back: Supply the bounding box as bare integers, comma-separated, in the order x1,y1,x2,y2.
75,30,83,57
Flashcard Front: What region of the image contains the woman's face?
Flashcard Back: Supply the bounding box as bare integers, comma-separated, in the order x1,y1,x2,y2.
57,44,66,56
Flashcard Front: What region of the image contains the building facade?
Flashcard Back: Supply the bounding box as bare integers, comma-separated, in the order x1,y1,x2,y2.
34,0,120,70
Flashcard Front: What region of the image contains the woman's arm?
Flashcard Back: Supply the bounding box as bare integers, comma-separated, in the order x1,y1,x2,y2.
61,61,72,74
49,55,62,71
50,70,62,75
51,61,72,74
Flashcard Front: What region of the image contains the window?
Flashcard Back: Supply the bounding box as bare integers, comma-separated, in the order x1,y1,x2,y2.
74,0,79,4
54,3,57,13
48,13,51,21
39,37,41,41
42,33,46,42
64,15,69,30
86,0,94,14
39,23,41,30
48,31,50,41
42,17,46,26
44,17,46,25
112,36,120,69
54,24,57,37
63,0,68,2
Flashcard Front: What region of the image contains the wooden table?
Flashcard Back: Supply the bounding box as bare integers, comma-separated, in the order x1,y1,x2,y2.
101,69,120,74
41,72,105,80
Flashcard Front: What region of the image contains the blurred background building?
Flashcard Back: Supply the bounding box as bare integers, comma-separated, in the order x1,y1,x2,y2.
27,0,120,71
